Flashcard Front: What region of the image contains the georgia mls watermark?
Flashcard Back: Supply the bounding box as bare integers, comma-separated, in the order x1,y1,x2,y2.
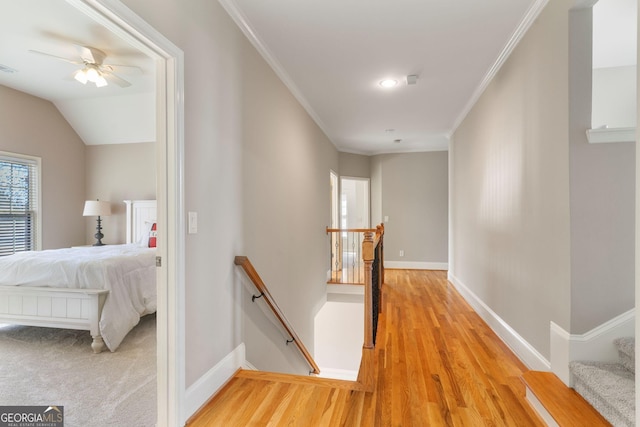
0,406,63,427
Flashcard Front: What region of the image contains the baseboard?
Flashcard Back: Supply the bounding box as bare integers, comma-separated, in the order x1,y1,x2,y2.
318,367,359,381
447,272,550,371
243,360,258,371
384,261,448,270
550,309,635,386
185,343,246,419
525,388,559,427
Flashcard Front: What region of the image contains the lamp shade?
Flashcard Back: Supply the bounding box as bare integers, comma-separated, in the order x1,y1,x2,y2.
83,200,112,217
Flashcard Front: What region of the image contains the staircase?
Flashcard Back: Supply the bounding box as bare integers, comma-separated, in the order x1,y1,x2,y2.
569,337,635,426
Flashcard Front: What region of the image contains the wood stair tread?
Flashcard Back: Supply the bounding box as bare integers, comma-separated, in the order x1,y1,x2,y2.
236,369,366,391
522,371,611,426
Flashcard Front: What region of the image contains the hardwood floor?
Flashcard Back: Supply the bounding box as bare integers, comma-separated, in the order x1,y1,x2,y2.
188,269,546,426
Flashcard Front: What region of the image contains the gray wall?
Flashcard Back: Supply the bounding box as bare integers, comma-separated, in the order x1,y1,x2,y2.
569,8,635,334
241,33,339,369
84,142,156,245
122,0,337,386
339,152,370,178
123,0,243,388
373,152,448,264
0,85,86,249
450,0,573,359
339,151,449,266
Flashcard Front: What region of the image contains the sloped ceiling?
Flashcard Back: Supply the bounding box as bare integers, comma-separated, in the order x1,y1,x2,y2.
0,0,155,146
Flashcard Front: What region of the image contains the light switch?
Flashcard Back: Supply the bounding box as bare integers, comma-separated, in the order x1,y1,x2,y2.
384,216,389,222
188,211,198,234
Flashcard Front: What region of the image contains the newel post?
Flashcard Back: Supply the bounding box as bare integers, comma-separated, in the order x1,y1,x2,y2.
363,230,374,349
376,223,384,313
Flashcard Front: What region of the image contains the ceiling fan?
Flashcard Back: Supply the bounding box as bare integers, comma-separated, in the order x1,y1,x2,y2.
28,45,140,88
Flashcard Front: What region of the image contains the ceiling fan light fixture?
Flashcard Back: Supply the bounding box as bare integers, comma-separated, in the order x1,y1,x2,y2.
73,69,88,85
73,65,108,88
85,66,100,83
95,75,108,87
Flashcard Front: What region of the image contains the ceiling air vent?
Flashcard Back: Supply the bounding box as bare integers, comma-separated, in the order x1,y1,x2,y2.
0,64,17,74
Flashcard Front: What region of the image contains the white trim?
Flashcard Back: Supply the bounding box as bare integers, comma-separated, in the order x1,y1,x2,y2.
572,309,634,342
385,261,448,270
448,272,550,371
586,127,636,144
243,360,258,371
525,389,560,427
185,343,246,419
573,0,599,9
65,1,186,426
549,322,572,385
550,310,635,386
318,367,359,381
327,284,365,295
217,0,334,147
449,0,550,137
0,151,42,251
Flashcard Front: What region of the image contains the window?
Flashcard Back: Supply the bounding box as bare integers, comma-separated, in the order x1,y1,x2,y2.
0,152,40,256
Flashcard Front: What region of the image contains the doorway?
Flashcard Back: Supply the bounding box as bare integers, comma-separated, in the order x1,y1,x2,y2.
340,176,370,231
68,1,185,426
338,177,370,282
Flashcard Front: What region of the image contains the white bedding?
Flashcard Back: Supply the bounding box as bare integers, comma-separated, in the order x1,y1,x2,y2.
0,244,156,351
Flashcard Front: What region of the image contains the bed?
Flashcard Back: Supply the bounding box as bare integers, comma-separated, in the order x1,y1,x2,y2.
0,199,157,353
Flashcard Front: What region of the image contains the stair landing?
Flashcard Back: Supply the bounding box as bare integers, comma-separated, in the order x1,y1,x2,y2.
522,371,611,427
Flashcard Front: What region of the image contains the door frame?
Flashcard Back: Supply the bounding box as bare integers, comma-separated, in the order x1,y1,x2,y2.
67,1,185,425
339,176,371,230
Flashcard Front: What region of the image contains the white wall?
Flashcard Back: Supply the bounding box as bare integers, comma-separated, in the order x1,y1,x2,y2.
592,65,637,128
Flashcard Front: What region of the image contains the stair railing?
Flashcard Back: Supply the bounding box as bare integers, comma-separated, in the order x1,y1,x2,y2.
234,256,320,375
362,224,384,349
325,225,384,390
326,226,384,285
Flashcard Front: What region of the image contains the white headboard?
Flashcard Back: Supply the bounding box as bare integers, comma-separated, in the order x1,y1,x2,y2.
124,200,157,244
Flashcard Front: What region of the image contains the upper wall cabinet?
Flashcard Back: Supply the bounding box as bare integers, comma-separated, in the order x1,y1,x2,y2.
588,0,637,144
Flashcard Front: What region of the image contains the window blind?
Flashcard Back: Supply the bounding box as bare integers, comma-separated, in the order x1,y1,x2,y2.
0,154,39,256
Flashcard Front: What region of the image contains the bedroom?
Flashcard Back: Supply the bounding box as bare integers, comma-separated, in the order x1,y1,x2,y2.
0,1,159,425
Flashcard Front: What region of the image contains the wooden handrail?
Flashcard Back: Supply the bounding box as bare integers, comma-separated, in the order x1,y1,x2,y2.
234,256,320,375
326,227,378,233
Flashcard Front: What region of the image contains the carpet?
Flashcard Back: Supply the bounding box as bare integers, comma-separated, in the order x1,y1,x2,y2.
0,314,156,427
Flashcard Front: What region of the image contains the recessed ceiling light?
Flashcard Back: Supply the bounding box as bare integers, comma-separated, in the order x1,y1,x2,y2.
379,79,398,88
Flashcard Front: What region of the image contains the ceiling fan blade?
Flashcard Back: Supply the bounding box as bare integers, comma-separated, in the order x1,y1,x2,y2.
76,45,106,65
103,63,143,75
103,70,132,88
28,50,83,65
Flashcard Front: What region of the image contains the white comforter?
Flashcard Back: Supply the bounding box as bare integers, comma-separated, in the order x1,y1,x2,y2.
0,244,156,351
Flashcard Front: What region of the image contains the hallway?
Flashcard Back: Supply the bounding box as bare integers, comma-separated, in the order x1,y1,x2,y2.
188,270,545,425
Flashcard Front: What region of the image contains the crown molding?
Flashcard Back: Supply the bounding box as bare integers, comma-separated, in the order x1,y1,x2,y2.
218,0,336,148
448,0,550,138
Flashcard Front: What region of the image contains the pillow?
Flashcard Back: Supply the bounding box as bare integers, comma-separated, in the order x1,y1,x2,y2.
148,223,157,248
137,220,157,247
